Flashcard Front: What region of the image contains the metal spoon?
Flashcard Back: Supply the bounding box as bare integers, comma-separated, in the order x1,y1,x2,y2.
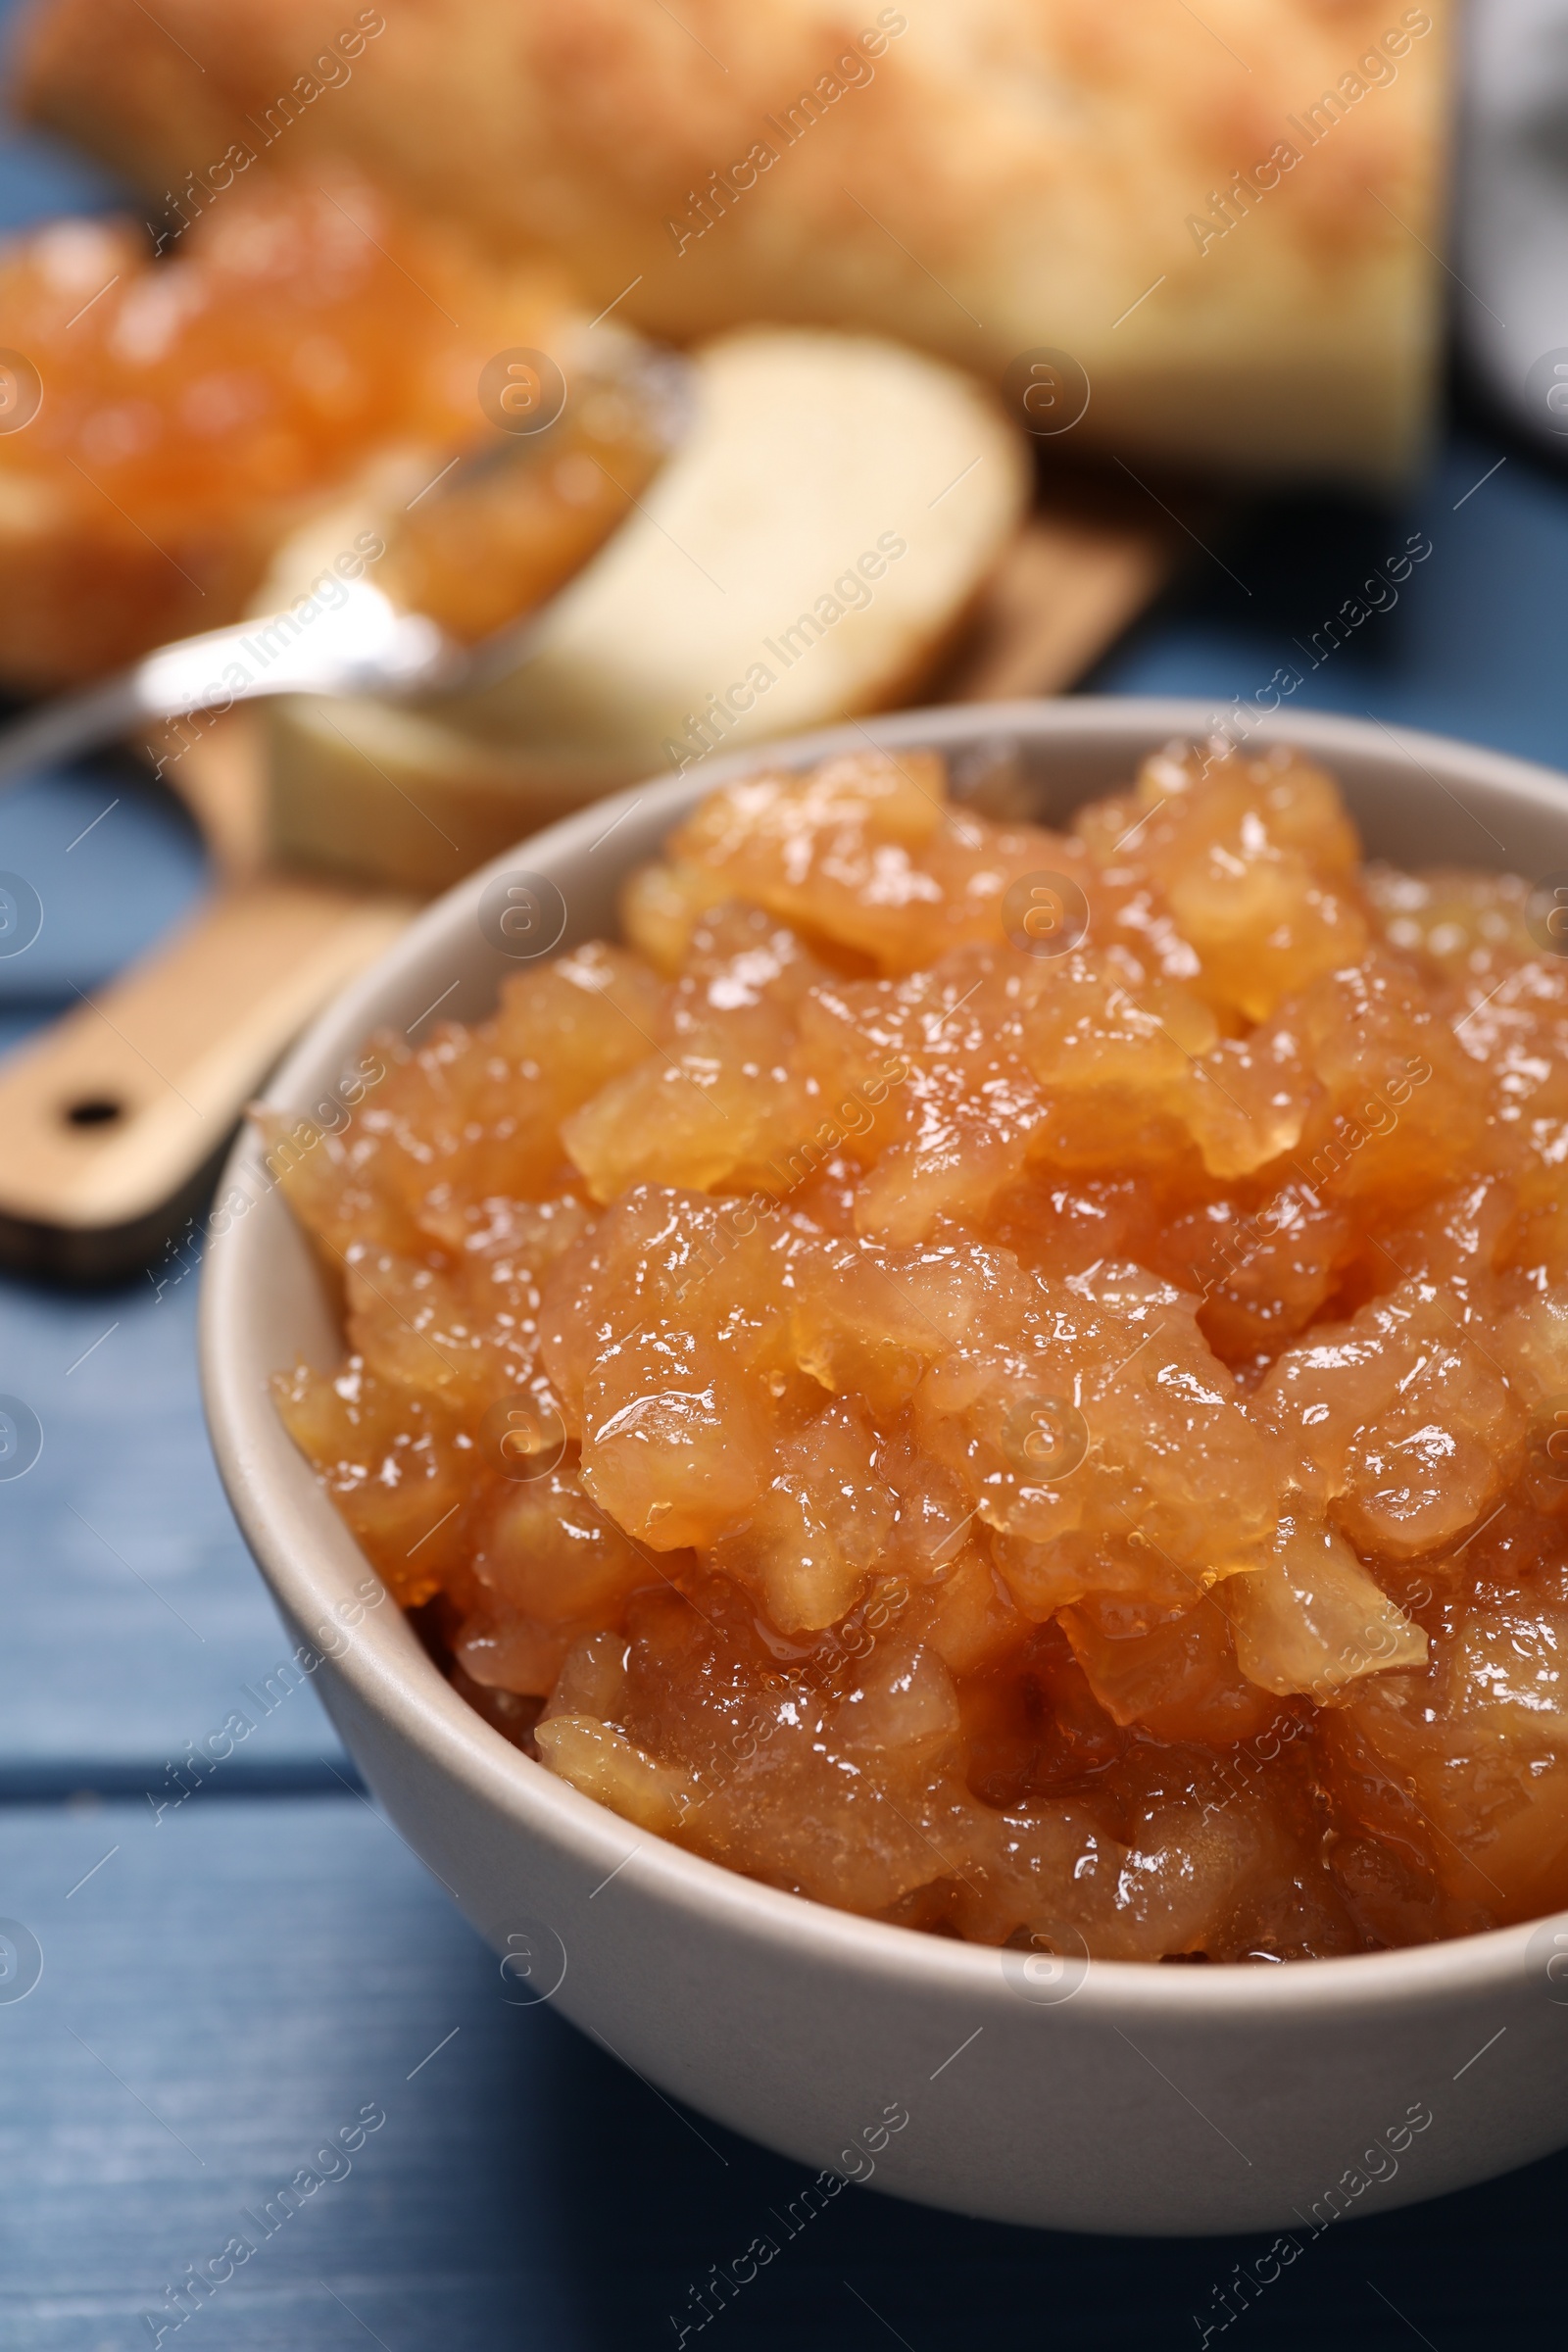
0,335,692,791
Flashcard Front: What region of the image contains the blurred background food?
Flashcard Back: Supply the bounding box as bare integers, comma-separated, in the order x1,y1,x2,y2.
0,0,1458,743
17,0,1450,481
0,172,573,686
0,0,1458,1272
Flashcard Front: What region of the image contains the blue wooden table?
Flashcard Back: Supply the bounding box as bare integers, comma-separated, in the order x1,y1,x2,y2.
3,16,1568,2343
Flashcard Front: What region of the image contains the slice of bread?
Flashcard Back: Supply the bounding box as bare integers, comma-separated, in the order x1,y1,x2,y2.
258,327,1029,895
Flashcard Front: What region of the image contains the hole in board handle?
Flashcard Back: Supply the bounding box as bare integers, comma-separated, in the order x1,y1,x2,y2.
62,1096,125,1128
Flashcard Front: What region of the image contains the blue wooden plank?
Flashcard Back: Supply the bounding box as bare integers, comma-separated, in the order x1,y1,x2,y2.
0,6,327,1779
0,1791,1563,2350
0,21,126,231
0,1795,571,2349
0,764,209,1007
0,1270,347,1783
1093,434,1568,776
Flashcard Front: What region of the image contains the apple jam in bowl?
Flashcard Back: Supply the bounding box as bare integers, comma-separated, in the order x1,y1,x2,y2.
202,705,1568,2231
268,729,1568,1963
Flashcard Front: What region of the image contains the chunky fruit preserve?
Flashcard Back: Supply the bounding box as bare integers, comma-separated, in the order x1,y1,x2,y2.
272,741,1568,1961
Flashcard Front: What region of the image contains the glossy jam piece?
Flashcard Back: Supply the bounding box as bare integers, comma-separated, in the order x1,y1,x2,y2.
274,740,1568,1960
378,367,670,646
0,172,567,683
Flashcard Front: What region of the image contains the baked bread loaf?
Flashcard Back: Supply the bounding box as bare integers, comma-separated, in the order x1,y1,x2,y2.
257,327,1030,894
15,0,1451,484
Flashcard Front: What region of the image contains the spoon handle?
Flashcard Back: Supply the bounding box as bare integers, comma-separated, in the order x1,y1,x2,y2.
0,672,145,789
0,591,449,789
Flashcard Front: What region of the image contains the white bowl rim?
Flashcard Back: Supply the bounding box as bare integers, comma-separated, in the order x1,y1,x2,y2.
201,694,1568,2026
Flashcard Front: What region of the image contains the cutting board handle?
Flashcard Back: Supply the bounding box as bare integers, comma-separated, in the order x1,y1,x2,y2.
0,876,412,1280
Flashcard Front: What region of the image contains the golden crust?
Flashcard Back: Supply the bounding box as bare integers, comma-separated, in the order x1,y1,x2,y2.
15,0,1451,481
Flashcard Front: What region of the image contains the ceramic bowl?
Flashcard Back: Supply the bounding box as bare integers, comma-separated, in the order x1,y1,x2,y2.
201,699,1568,2236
